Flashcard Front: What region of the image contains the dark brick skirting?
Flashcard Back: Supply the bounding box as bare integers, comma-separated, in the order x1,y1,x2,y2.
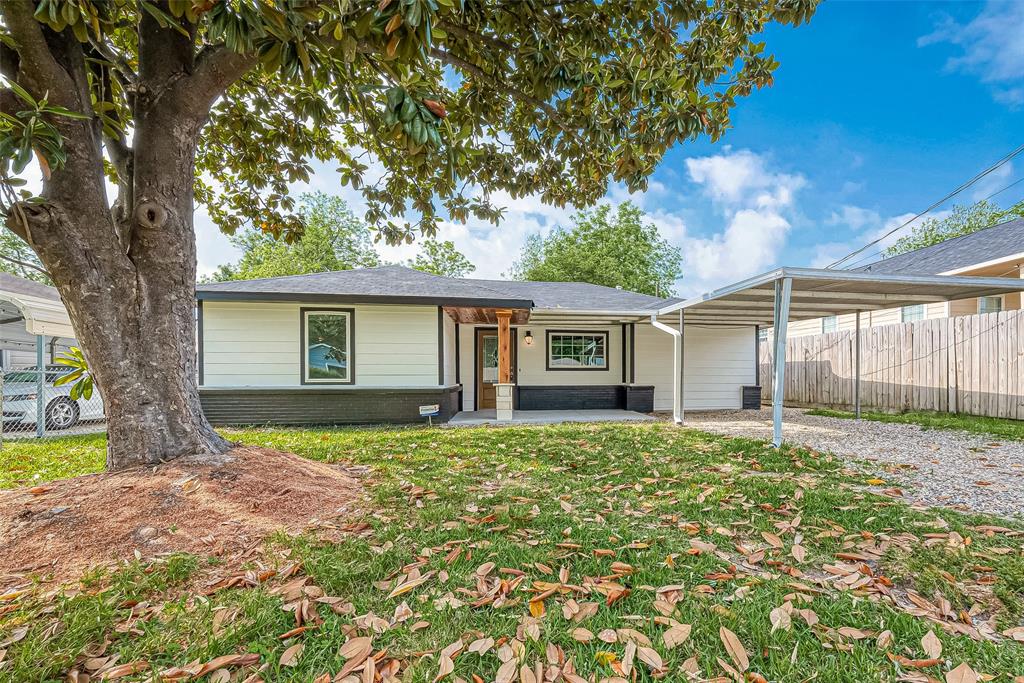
516,385,654,412
199,386,460,426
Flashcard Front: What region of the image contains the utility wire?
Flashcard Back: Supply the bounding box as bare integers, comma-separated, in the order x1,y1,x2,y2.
839,188,1024,272
827,143,1024,270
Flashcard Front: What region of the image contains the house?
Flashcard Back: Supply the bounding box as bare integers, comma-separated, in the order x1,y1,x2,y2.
788,217,1024,337
195,263,1024,436
0,272,76,369
195,265,760,424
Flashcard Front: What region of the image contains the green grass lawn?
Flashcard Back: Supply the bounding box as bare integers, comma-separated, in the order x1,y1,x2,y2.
2,423,1023,682
806,408,1024,441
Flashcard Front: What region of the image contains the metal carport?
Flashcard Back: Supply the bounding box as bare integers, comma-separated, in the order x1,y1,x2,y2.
0,274,77,437
654,267,1024,447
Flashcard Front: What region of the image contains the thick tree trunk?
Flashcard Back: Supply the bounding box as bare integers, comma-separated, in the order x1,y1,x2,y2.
14,104,231,470
1,2,254,470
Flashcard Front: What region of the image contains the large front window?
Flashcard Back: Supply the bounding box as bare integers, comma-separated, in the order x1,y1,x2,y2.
547,332,608,370
302,309,353,383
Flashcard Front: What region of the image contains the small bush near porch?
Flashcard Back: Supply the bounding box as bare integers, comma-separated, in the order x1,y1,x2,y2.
2,424,1023,681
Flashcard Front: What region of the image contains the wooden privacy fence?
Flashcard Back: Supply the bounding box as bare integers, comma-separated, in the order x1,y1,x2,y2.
758,310,1024,419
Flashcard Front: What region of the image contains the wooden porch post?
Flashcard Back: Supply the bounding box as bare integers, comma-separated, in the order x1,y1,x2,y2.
496,310,512,383
495,309,514,420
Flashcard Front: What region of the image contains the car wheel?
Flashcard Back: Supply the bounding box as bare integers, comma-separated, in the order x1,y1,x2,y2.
46,398,80,430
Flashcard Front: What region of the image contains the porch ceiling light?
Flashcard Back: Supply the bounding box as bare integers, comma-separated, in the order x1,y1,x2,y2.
524,330,534,346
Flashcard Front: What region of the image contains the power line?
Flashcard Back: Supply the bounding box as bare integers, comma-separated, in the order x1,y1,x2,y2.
980,175,1024,203
838,188,1024,271
827,143,1024,270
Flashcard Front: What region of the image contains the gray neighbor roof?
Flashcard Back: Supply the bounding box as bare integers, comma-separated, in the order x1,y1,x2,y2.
855,217,1024,276
0,272,61,301
196,264,672,312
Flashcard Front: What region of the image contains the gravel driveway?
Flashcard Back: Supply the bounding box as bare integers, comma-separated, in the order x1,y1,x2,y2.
684,408,1024,520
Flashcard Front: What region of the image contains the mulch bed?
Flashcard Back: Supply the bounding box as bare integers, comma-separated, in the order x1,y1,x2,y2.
0,446,367,583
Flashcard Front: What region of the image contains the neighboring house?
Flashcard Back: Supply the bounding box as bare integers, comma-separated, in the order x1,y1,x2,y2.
195,265,760,425
0,273,75,368
788,217,1024,337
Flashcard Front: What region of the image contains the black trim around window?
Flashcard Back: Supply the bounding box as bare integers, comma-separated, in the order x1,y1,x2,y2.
545,329,610,372
300,307,356,385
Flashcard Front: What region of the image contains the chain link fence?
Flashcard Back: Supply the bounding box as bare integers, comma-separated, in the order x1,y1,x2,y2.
0,365,105,439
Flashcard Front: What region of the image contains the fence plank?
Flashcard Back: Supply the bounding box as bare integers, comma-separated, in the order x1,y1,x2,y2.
756,310,1024,419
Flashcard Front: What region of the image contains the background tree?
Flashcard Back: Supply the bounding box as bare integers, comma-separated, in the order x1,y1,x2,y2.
510,202,682,296
407,239,474,278
0,0,817,470
207,192,379,282
0,230,49,283
886,199,1024,256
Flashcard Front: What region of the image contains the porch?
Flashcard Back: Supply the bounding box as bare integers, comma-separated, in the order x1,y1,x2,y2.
447,408,656,426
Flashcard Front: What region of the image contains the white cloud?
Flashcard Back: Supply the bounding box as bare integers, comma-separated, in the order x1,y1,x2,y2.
665,149,806,296
919,1,1024,107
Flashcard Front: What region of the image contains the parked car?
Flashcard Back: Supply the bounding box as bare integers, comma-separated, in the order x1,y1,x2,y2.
1,365,104,430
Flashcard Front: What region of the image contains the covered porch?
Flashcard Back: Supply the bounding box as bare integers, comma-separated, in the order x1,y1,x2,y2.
655,267,1024,447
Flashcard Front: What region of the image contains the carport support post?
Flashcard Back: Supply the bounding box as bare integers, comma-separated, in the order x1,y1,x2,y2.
771,278,792,448
678,309,685,424
35,334,44,438
854,310,862,420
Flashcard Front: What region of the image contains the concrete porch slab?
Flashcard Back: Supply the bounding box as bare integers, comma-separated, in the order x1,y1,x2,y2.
446,409,656,427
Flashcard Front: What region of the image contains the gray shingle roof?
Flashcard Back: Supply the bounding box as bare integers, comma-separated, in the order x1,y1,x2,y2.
463,278,669,311
0,272,61,301
856,217,1024,276
196,265,673,311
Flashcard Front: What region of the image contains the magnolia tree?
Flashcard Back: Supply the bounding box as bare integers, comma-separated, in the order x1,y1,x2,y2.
0,0,817,470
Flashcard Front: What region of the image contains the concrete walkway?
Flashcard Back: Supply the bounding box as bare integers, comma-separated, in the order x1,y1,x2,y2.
447,409,656,427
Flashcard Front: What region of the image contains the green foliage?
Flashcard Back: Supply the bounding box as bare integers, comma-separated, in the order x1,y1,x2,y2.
509,201,682,296
0,80,90,182
885,199,1024,257
53,346,94,401
5,0,819,245
407,239,474,277
0,231,50,284
206,192,380,282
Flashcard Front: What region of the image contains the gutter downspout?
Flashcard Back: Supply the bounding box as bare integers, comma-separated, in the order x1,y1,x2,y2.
650,314,682,424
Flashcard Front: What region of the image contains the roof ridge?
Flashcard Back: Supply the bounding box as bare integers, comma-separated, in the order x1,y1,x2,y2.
198,264,421,288
458,276,670,301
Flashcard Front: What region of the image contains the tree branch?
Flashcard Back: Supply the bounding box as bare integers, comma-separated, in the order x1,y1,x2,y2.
87,35,139,86
0,251,49,278
174,45,258,120
430,47,576,140
0,1,75,105
435,21,515,53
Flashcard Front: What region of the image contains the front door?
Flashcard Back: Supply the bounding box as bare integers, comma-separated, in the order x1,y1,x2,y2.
476,328,514,410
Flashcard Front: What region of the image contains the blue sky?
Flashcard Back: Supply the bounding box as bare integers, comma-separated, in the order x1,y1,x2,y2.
195,0,1024,296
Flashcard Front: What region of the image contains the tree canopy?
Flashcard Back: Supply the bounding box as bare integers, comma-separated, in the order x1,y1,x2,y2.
510,202,682,296
207,191,380,282
886,199,1024,256
407,238,475,277
0,0,817,468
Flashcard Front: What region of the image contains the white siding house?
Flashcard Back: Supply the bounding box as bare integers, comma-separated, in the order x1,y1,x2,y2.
196,266,761,425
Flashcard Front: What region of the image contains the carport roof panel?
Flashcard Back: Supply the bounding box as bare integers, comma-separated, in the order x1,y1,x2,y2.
658,267,1024,325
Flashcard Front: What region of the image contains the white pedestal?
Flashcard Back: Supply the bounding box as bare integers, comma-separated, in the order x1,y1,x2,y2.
495,383,514,421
